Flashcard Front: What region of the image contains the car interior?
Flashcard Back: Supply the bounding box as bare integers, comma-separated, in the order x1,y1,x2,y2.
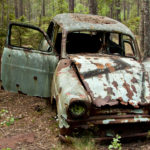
54,31,127,56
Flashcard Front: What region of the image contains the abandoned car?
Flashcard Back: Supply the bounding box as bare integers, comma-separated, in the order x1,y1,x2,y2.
1,13,150,140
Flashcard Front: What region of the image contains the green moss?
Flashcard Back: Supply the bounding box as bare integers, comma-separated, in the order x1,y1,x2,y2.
70,104,85,116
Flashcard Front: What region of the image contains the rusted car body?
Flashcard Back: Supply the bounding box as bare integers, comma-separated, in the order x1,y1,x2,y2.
1,13,150,140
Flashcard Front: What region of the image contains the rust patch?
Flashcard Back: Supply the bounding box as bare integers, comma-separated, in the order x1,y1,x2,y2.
118,97,128,106
34,76,37,81
16,84,19,88
83,80,94,98
71,14,117,24
105,87,115,96
131,77,138,83
93,96,119,107
74,62,81,70
131,85,137,94
145,96,150,100
80,74,84,80
112,81,118,90
79,94,86,99
123,82,133,99
59,87,62,94
129,101,139,108
95,64,104,70
105,63,115,72
105,63,111,68
66,92,71,96
57,59,71,72
56,95,59,103
126,70,133,74
98,74,103,78
109,66,115,72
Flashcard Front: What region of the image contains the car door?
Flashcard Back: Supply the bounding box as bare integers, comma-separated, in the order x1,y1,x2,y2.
1,23,59,97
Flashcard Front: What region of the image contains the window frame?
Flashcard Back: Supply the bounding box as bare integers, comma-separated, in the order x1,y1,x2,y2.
7,23,53,52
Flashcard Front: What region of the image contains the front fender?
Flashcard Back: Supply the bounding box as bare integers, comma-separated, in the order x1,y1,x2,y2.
51,59,91,128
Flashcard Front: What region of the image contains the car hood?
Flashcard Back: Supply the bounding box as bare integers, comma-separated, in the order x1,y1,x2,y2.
69,54,150,108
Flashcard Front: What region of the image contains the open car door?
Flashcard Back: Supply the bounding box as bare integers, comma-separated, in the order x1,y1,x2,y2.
1,23,59,97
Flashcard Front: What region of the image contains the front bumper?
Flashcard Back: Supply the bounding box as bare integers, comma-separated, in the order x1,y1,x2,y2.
67,114,150,126
60,113,150,142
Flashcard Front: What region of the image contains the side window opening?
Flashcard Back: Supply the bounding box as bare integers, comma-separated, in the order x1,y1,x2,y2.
54,27,62,55
10,24,49,51
47,22,54,41
47,22,62,55
123,35,135,57
105,33,123,56
55,33,62,54
110,33,119,45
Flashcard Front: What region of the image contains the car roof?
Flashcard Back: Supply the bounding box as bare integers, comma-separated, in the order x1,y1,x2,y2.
53,13,134,38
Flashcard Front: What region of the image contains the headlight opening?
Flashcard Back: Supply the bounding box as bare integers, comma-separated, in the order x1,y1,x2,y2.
68,101,87,119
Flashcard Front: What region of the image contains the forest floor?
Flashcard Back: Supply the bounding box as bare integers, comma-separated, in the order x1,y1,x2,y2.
0,84,150,150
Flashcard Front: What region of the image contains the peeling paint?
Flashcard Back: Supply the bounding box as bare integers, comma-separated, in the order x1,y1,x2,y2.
134,116,150,122
53,13,134,38
102,119,116,124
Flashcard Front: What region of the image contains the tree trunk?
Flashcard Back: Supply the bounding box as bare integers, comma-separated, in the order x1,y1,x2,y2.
7,0,10,23
123,0,126,21
116,0,121,21
14,0,19,19
52,0,55,16
1,1,4,26
58,0,63,13
140,0,150,58
28,0,31,21
143,0,150,56
109,2,114,18
42,0,45,16
39,14,42,27
19,0,23,17
127,1,130,20
139,0,144,54
89,0,97,15
137,0,140,16
23,0,26,17
69,0,74,13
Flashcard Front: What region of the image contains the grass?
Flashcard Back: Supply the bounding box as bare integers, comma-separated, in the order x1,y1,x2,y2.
51,142,63,150
72,137,97,150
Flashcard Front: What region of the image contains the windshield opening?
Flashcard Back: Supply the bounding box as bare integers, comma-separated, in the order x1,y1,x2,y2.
66,31,135,57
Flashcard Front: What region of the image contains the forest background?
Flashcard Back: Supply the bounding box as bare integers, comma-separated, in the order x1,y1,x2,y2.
0,0,149,57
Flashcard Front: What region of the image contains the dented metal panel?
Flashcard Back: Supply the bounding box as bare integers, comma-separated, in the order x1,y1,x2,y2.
69,54,150,108
1,47,58,97
51,59,91,128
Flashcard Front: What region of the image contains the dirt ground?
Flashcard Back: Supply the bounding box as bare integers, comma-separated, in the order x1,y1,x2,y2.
0,86,150,150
